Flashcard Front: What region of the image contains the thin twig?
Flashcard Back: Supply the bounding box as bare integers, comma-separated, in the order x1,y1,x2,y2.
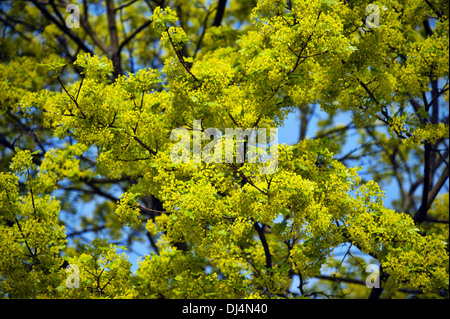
166,29,199,82
133,136,157,156
57,76,87,119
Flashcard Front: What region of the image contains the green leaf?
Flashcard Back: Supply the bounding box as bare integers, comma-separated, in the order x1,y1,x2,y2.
56,285,67,292
38,57,68,72
79,254,93,263
281,207,290,216
320,0,338,11
274,220,288,234
295,163,309,171
372,227,386,233
321,0,338,5
167,162,181,167
174,274,183,281
346,45,359,52
216,230,228,236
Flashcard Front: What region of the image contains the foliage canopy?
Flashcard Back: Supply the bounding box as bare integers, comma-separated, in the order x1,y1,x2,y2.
0,0,448,299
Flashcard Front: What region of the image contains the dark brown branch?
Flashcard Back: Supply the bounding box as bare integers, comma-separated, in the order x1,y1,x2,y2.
62,183,119,202
114,0,139,12
193,7,215,59
358,80,412,139
67,225,107,237
368,269,389,299
287,11,321,76
426,165,449,210
414,143,432,223
227,112,240,127
254,222,272,271
409,98,426,123
6,111,46,154
424,216,449,224
299,50,329,59
313,123,353,139
75,73,85,101
137,204,169,215
146,231,160,255
0,17,32,41
105,0,122,78
133,136,157,156
119,20,152,53
30,0,93,54
425,84,448,111
83,0,88,21
57,76,87,119
50,0,67,26
424,0,443,18
0,132,16,151
15,218,38,260
27,169,37,219
211,0,227,27
229,163,268,195
166,29,200,82
57,0,109,54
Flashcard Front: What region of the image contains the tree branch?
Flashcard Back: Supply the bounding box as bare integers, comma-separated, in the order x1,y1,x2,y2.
166,29,200,82
414,143,432,223
57,76,87,119
105,0,123,78
193,7,215,59
29,0,93,54
254,222,272,270
114,0,139,12
287,11,321,76
211,0,227,27
58,0,109,54
133,136,157,156
118,20,152,53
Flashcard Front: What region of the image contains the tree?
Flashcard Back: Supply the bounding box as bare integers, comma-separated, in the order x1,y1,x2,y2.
0,0,448,299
